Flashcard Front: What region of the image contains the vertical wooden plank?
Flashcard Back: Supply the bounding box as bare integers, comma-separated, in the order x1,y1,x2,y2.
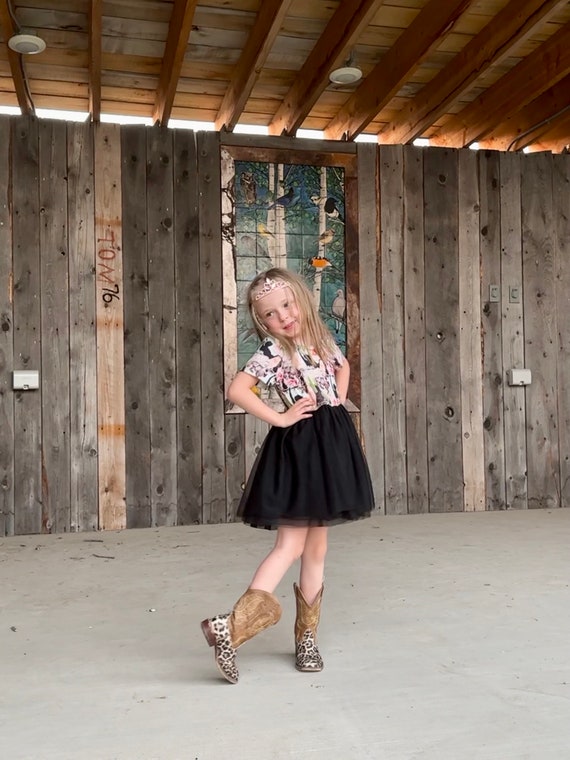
424,148,463,512
357,143,383,512
0,117,14,536
121,125,151,528
198,131,226,523
12,116,42,535
479,150,506,510
39,120,71,533
521,152,559,509
499,152,527,509
174,129,202,524
225,414,245,521
345,160,361,409
403,146,428,514
146,127,177,526
379,145,407,515
244,415,269,480
554,154,570,507
220,147,238,395
67,121,98,531
458,149,485,511
93,123,127,530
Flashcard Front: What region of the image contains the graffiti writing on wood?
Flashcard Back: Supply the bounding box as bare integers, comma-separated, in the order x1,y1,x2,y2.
97,225,121,306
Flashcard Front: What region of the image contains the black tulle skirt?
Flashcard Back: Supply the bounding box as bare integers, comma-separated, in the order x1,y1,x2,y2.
238,404,375,530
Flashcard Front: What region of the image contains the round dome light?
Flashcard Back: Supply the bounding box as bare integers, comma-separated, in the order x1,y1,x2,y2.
329,66,362,85
8,34,46,55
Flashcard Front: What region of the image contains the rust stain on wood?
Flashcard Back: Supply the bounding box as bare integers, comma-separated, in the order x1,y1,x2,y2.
98,424,125,436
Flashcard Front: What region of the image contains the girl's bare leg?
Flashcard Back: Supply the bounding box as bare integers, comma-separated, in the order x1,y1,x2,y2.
248,525,310,593
299,526,328,604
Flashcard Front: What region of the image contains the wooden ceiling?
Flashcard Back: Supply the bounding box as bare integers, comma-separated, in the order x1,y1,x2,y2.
0,0,569,152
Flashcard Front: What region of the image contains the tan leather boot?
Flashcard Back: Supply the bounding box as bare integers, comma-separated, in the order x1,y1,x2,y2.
294,583,324,672
201,588,282,684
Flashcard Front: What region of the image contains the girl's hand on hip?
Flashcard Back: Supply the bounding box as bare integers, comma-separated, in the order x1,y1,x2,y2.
279,397,315,427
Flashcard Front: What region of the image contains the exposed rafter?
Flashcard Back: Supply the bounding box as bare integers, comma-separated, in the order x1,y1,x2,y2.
378,0,567,146
0,0,33,114
216,0,293,132
153,0,199,126
323,0,472,141
524,110,570,153
268,0,385,137
0,0,567,153
478,74,570,152
89,0,102,122
431,23,570,147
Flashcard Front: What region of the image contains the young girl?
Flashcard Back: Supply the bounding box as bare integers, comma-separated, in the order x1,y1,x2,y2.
201,268,374,683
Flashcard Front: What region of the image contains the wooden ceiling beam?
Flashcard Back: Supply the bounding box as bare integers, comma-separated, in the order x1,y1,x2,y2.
523,110,570,153
153,0,199,126
378,0,567,146
215,0,292,132
431,22,570,148
89,0,102,122
0,0,33,114
268,0,386,137
478,74,570,152
323,0,472,141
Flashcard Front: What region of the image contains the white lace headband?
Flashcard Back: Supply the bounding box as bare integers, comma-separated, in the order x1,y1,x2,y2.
252,276,289,301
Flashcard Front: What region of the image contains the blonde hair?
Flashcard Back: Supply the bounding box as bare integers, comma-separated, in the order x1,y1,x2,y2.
247,267,339,362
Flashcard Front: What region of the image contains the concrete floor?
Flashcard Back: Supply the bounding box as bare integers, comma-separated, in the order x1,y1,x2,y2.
1,509,570,760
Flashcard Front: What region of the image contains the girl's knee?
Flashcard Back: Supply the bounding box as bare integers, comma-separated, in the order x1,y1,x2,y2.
273,528,307,563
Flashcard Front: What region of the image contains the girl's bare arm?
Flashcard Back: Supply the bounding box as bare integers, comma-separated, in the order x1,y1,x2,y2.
227,371,314,427
335,357,350,404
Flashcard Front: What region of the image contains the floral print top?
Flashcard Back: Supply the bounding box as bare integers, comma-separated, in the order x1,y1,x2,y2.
242,337,345,409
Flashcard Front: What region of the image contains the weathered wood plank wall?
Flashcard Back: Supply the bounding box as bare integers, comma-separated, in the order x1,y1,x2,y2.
402,146,428,515
554,155,570,507
39,120,70,534
358,142,384,514
121,124,151,529
12,118,42,535
1,115,569,534
94,124,127,530
67,122,98,532
380,144,407,515
500,152,527,510
424,148,464,512
521,153,559,510
0,118,13,536
458,150,485,512
173,130,203,525
480,149,507,509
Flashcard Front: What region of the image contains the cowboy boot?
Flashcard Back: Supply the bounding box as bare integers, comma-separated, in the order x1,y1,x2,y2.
201,588,282,684
294,583,324,672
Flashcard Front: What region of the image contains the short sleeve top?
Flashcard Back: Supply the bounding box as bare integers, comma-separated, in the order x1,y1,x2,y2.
242,337,345,409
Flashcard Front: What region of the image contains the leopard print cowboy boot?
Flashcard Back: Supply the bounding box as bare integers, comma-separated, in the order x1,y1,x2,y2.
201,588,282,684
293,583,324,672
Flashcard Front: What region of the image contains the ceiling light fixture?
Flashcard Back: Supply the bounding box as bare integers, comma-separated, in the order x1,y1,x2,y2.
8,32,46,55
329,66,362,85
